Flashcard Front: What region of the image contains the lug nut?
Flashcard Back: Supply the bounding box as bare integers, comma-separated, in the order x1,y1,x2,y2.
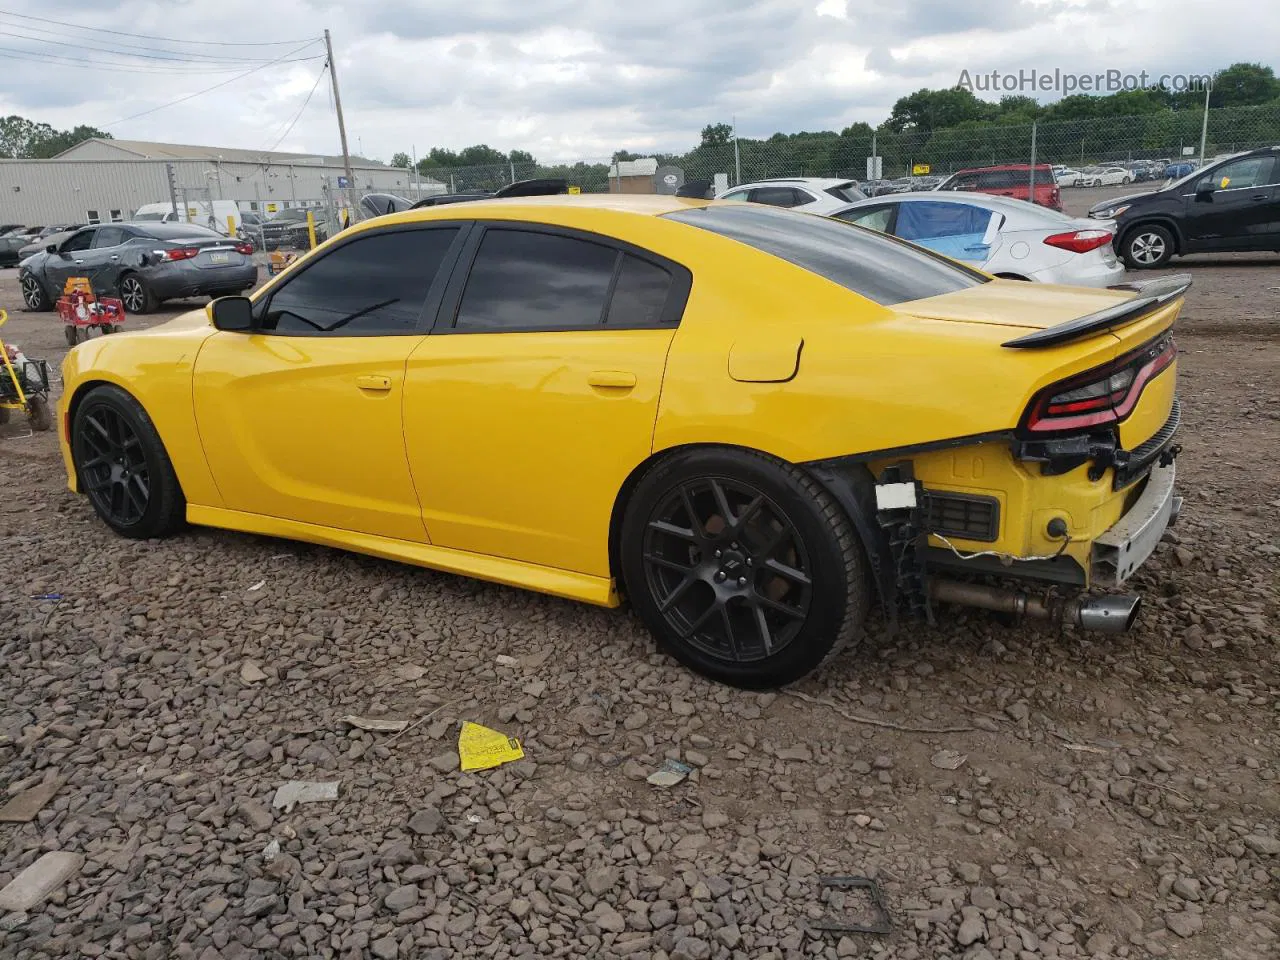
715,572,726,582
714,550,722,558
737,577,747,586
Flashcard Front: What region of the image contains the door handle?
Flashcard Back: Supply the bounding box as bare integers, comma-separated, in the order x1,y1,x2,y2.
109,255,120,261
587,370,636,389
1250,194,1267,201
73,259,84,264
355,375,392,392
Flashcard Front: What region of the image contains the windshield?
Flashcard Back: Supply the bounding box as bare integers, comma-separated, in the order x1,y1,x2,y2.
271,210,307,222
665,203,987,306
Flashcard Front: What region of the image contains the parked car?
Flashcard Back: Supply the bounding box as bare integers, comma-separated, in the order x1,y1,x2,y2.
1080,167,1134,187
0,224,25,237
0,234,29,267
19,222,257,314
831,192,1123,287
1088,146,1280,268
360,179,570,220
1055,168,1085,187
260,208,331,250
59,194,1184,688
717,177,866,213
934,164,1062,210
1161,161,1197,180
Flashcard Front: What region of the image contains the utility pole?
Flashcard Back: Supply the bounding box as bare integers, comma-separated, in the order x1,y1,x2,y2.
324,28,355,216
1198,79,1212,167
1028,122,1037,200
732,115,741,185
165,162,179,217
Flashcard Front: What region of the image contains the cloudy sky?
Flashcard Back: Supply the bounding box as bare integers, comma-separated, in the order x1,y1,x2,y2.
0,0,1272,162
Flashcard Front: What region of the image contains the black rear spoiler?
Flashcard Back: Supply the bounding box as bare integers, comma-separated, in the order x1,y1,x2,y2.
1001,273,1192,348
493,178,568,198
676,178,716,199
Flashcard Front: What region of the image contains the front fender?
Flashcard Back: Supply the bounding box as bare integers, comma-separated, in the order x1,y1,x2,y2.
59,317,223,507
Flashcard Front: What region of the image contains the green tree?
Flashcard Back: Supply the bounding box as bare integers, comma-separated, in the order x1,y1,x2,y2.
1210,62,1280,107
886,87,991,133
391,151,412,168
996,95,1040,118
508,149,535,164
700,123,734,147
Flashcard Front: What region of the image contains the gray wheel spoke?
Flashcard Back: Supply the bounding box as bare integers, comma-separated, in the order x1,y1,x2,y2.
648,519,698,543
657,573,698,614
765,557,811,587
751,603,775,655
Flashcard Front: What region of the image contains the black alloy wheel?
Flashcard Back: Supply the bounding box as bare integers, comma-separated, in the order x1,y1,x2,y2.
621,448,869,688
642,476,813,664
20,273,50,311
71,384,185,538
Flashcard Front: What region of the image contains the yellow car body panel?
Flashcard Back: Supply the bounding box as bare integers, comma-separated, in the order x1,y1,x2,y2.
57,195,1182,607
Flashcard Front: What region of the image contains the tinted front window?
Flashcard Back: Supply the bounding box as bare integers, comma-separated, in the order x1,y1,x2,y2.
455,229,617,331
665,204,986,306
1201,156,1276,191
261,227,458,335
606,255,672,326
61,230,95,252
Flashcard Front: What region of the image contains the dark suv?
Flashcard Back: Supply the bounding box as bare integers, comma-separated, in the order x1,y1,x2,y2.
1089,146,1280,268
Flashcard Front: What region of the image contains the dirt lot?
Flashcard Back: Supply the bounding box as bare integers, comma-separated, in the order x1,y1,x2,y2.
1,190,1277,960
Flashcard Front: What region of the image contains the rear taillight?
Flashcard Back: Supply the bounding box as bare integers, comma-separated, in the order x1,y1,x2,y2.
235,241,254,255
1023,334,1176,434
153,246,199,261
1043,229,1113,254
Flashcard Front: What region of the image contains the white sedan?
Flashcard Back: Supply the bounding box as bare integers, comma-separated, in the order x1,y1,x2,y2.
1079,167,1134,187
829,192,1125,287
1055,167,1085,186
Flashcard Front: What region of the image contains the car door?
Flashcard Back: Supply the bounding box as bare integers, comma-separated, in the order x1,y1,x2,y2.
402,224,690,577
42,227,97,294
87,225,132,291
192,224,466,541
891,200,1001,264
1182,156,1279,250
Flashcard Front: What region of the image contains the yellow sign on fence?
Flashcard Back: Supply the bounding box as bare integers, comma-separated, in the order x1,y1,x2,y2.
568,186,581,195
912,163,932,175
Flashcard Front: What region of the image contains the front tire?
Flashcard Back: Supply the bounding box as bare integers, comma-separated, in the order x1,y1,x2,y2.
118,274,156,314
20,273,51,312
1122,224,1174,269
71,384,185,538
620,447,870,689
26,396,52,432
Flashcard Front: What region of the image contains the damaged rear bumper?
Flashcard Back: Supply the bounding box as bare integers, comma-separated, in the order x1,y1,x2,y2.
1091,460,1180,586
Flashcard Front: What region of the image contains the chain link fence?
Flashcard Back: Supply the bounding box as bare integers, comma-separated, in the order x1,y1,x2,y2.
397,103,1280,199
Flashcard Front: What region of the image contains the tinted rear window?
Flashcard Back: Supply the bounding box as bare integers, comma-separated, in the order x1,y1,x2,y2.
664,204,987,306
133,222,222,240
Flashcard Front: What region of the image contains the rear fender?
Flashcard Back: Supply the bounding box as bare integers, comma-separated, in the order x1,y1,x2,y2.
805,463,895,619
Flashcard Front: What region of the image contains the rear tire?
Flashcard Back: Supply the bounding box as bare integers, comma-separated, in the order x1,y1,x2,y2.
620,447,870,689
26,396,52,432
1122,224,1174,269
71,384,185,538
118,274,156,315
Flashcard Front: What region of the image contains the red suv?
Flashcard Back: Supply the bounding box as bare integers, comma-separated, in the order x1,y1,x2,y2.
936,164,1061,210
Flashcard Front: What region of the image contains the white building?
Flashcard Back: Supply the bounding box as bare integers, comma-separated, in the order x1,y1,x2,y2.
0,138,443,226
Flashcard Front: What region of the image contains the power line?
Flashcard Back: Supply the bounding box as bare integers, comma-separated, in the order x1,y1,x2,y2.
103,40,321,127
0,44,321,75
0,8,318,46
266,63,329,152
0,21,315,62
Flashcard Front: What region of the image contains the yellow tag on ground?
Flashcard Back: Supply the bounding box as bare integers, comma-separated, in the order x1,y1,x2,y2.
458,722,524,771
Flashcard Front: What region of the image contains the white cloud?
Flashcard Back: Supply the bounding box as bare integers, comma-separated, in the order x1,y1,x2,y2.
0,0,1272,163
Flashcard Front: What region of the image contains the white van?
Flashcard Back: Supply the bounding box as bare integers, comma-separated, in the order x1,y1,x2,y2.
131,201,244,236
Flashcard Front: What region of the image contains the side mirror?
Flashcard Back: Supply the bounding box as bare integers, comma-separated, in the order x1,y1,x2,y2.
1194,180,1215,201
209,296,255,332
45,243,57,254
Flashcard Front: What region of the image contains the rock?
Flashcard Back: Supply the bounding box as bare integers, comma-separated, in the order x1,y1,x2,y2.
702,811,730,830
1242,834,1280,855
408,807,444,836
585,866,618,896
970,887,998,910
235,798,274,833
384,885,419,912
593,904,626,933
240,660,268,683
1005,702,1029,722
672,935,711,959
957,863,982,883
1173,546,1194,567
428,752,457,773
775,744,812,762
371,936,398,959
1086,931,1116,954
1171,876,1201,901
568,752,592,772
244,738,272,761
380,841,416,866
1165,911,1203,938
957,907,987,946
623,710,649,730
0,852,84,912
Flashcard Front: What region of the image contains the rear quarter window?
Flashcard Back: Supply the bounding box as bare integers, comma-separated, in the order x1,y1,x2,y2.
664,204,987,306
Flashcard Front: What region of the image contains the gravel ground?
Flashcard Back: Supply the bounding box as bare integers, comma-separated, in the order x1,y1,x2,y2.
1,188,1277,959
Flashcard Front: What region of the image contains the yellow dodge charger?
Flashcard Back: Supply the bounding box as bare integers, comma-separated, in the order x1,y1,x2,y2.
58,195,1185,688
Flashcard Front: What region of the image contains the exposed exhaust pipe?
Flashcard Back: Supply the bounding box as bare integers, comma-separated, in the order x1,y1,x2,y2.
930,580,1141,634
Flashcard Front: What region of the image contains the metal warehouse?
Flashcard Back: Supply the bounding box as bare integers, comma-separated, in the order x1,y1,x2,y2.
0,138,442,226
